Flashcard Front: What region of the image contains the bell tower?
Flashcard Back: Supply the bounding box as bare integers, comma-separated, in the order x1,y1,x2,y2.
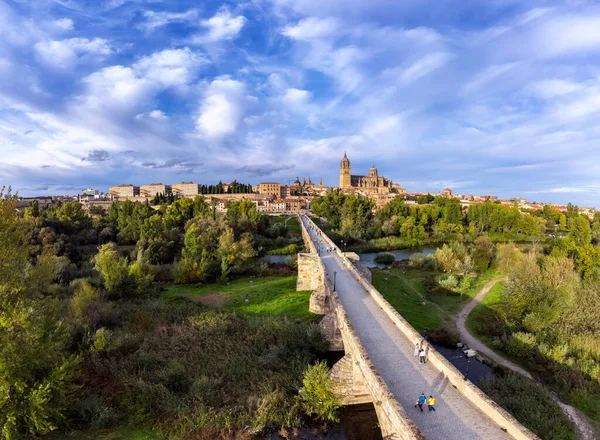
339,152,351,189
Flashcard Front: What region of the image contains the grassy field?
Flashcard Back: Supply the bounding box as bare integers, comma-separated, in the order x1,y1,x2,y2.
371,266,498,332
269,215,301,234
163,275,316,321
466,281,505,345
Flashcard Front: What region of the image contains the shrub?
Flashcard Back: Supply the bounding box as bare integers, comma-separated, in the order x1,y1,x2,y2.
298,361,341,423
480,373,575,440
267,244,299,256
374,253,395,265
409,253,434,270
428,325,460,348
506,332,537,358
438,275,459,290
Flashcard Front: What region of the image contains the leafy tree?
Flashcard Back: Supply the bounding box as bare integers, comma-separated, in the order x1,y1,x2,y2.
496,242,521,274
339,195,374,241
94,243,132,298
503,253,578,332
434,244,460,273
399,216,427,246
217,230,255,281
568,215,591,246
0,188,78,438
472,236,494,272
298,361,341,423
165,197,195,229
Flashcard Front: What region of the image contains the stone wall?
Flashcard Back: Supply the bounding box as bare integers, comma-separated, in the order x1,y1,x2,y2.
301,215,538,440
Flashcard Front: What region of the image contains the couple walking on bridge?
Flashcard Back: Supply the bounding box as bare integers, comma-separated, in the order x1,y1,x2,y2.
414,342,430,364
415,393,436,412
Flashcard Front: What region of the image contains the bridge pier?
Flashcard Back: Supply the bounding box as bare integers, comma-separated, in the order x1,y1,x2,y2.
330,353,372,406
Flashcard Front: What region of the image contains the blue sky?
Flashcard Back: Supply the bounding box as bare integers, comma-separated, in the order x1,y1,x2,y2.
2,0,600,206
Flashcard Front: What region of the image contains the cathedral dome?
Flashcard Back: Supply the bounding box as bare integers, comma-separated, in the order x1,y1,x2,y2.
369,165,378,177
340,151,350,168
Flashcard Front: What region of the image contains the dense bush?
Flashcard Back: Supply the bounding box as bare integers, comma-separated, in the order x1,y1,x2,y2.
298,361,341,424
76,300,329,438
428,325,460,348
268,244,299,255
374,253,395,265
480,373,575,440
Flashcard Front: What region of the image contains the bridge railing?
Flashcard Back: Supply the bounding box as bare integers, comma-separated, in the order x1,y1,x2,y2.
301,215,538,440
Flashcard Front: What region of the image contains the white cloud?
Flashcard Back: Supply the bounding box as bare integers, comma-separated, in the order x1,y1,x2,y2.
532,15,600,58
139,9,199,31
282,88,311,106
282,17,340,41
51,18,74,31
529,78,584,99
464,63,519,92
396,52,453,84
192,9,246,44
34,38,111,68
133,48,206,87
196,77,250,139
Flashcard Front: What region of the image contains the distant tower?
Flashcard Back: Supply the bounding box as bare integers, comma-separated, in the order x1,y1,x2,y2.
368,164,378,178
339,152,351,189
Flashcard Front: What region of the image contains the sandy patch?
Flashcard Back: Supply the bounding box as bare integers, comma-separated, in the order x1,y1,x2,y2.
191,292,230,307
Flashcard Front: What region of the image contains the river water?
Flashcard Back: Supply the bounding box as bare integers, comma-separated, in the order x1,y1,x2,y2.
260,248,438,267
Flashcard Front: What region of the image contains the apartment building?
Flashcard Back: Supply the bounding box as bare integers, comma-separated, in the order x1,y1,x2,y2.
172,182,200,198
140,183,171,198
256,182,282,198
109,184,139,200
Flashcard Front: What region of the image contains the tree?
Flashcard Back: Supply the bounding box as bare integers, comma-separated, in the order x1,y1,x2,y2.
434,244,460,273
472,236,494,272
94,243,132,298
0,188,78,438
503,253,578,332
298,361,341,423
217,230,255,281
496,242,521,274
568,215,591,246
165,197,195,229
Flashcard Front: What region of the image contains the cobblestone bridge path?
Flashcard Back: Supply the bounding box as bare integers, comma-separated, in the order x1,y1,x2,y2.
301,216,513,440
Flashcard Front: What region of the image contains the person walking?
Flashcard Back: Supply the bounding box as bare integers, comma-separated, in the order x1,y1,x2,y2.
419,348,426,364
414,393,426,412
413,343,420,358
428,395,436,412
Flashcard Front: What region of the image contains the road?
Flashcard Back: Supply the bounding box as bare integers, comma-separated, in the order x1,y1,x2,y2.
301,216,512,440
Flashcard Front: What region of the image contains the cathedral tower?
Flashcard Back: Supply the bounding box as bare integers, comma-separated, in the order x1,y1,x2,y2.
339,152,351,189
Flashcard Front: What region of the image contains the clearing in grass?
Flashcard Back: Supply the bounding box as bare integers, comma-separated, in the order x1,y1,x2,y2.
163,275,316,321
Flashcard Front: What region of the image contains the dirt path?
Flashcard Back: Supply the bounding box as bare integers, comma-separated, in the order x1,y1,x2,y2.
456,278,597,440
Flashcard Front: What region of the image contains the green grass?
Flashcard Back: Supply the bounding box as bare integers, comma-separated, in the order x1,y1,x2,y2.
270,215,301,234
371,267,499,332
163,275,317,321
467,281,505,344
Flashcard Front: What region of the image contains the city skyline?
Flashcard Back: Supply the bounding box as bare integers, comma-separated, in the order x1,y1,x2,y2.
3,1,600,205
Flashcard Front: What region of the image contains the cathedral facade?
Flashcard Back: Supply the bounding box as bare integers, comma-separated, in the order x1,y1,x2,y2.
339,152,395,194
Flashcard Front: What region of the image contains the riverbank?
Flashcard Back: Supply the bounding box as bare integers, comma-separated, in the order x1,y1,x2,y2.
460,280,594,440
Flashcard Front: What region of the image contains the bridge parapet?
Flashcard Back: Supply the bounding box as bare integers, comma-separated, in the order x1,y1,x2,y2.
298,215,425,440
302,215,538,440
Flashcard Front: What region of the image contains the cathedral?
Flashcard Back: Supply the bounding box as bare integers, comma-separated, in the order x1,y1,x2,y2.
339,152,395,195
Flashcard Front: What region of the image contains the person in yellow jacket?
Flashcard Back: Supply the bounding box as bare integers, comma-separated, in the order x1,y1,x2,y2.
428,395,436,412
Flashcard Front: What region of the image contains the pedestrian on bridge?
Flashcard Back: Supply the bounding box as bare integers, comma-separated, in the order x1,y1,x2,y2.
428,395,436,412
413,343,420,358
419,348,426,364
415,393,426,412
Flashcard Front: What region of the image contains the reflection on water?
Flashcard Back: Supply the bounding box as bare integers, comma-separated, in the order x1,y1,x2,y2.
358,248,437,268
260,254,295,264
431,344,494,385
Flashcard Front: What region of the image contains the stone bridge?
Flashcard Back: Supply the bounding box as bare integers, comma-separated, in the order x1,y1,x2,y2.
297,215,538,440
